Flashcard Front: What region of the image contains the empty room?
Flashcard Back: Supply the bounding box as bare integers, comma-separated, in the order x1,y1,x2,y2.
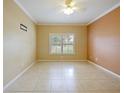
3,0,120,93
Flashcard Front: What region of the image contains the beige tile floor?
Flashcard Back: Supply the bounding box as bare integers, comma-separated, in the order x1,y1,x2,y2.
4,61,120,93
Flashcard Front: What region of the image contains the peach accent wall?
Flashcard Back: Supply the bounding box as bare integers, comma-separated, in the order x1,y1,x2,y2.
3,0,36,86
36,25,87,60
88,7,120,75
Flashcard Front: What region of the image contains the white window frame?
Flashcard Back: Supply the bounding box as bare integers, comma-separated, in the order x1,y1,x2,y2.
49,33,75,55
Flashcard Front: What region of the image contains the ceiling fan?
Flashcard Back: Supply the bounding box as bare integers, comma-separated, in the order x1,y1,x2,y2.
63,0,77,15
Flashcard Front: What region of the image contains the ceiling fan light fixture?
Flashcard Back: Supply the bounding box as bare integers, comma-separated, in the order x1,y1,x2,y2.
63,7,74,15
63,0,75,15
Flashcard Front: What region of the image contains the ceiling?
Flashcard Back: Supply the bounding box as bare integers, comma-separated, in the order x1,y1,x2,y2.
15,0,119,25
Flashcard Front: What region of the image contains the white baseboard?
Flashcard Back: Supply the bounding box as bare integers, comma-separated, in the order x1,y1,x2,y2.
37,60,88,62
88,60,120,78
3,62,35,91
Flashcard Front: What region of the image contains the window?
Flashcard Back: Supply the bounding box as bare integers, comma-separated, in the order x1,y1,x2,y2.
49,33,75,55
